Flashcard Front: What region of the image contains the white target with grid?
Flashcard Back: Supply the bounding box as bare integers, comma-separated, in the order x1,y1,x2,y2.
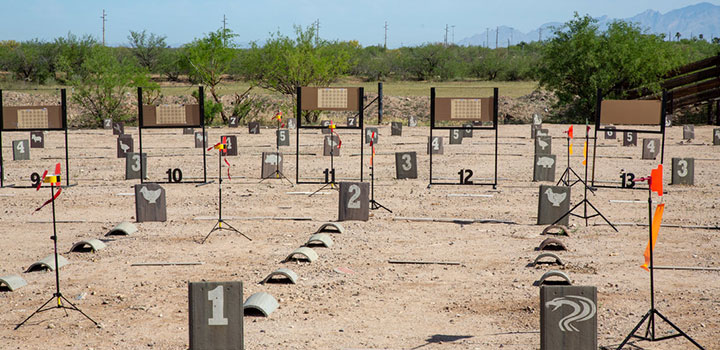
156,105,186,125
450,99,483,120
17,109,49,129
318,88,348,109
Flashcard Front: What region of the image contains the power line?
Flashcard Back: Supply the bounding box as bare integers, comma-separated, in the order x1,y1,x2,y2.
100,9,107,46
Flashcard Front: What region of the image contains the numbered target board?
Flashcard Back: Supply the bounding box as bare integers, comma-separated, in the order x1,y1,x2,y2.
604,126,616,139
538,185,570,226
248,122,260,134
683,125,694,140
321,120,331,134
347,116,358,127
641,138,659,160
338,182,369,221
134,183,166,222
391,122,402,136
125,152,147,180
222,135,238,156
395,152,417,179
365,127,378,144
449,129,463,144
671,158,694,185
534,155,556,182
112,122,124,135
228,116,239,128
276,129,290,147
103,119,112,130
427,136,443,155
183,127,195,135
540,285,597,350
323,135,341,156
189,281,243,350
30,131,44,148
12,140,30,160
463,123,473,138
535,136,552,156
261,152,283,179
117,135,133,158
714,128,720,145
622,131,637,146
194,131,208,148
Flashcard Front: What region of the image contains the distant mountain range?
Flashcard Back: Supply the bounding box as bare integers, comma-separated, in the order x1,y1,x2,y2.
458,2,720,47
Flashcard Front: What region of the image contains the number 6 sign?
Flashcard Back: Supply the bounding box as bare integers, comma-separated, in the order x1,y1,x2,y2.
189,281,243,350
338,182,369,221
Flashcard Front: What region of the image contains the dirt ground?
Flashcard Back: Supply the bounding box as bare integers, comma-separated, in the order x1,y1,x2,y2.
1,123,719,350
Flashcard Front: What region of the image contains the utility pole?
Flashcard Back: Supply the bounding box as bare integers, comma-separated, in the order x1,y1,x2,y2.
101,9,107,46
451,25,455,44
444,24,449,47
509,28,513,46
486,28,489,48
315,19,320,45
495,26,498,49
222,14,227,46
384,21,388,49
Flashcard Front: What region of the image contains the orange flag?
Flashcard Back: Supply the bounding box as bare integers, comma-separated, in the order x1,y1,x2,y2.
650,164,663,196
568,125,574,139
569,143,573,155
581,141,587,165
641,203,665,271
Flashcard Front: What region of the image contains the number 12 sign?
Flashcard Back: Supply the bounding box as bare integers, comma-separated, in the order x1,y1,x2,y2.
189,281,243,350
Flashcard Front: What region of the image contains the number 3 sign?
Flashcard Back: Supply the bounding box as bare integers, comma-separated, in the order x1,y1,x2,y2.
189,281,243,350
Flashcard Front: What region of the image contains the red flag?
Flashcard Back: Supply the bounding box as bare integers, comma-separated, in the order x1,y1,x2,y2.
34,163,62,213
650,164,663,196
567,125,574,139
370,132,376,166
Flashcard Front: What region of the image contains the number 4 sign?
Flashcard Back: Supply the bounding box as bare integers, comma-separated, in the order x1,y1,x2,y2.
189,281,243,350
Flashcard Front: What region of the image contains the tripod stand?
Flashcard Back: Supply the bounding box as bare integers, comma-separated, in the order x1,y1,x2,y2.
260,117,293,185
16,179,98,330
552,125,617,231
556,134,590,188
616,171,704,350
202,143,251,244
369,136,391,213
310,133,339,197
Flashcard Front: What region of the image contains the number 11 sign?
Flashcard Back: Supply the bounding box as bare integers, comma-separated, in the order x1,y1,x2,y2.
189,281,243,350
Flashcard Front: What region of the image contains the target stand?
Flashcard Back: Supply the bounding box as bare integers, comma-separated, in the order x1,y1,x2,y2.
137,86,208,185
260,113,293,186
591,89,668,191
428,87,499,189
309,122,341,197
616,165,704,350
556,127,592,190
368,133,391,213
295,86,364,186
1,88,73,188
15,166,98,329
201,139,251,244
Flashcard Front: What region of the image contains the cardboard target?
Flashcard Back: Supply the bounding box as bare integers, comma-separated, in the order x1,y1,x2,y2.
300,87,360,111
320,120,331,134
338,182,369,221
347,116,358,127
535,136,552,156
391,122,402,136
189,281,243,350
228,115,239,128
125,152,147,180
103,119,112,130
641,138,659,160
117,134,134,158
713,128,720,145
409,116,417,127
12,140,29,160
463,123,473,138
538,185,570,226
671,158,694,185
248,122,260,134
183,127,194,135
112,122,124,135
622,131,637,146
540,285,597,350
286,118,296,130
134,183,166,222
449,129,463,145
261,152,283,179
194,131,208,148
276,129,290,147
30,131,44,148
427,136,443,155
395,152,418,179
682,125,694,140
323,135,341,156
365,127,378,144
222,135,238,156
604,126,616,139
534,155,556,182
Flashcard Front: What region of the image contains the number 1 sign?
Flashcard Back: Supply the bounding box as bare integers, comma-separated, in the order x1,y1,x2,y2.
189,281,243,350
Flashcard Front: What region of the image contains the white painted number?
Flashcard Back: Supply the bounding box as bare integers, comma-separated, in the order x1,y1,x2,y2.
207,286,228,326
432,137,440,150
279,132,286,142
347,184,361,209
131,154,141,172
226,138,232,149
230,117,236,124
16,142,25,153
626,132,633,142
452,130,459,139
647,140,655,153
401,154,412,171
606,130,613,137
677,159,688,178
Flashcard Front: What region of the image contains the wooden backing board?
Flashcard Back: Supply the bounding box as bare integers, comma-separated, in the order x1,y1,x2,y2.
2,106,62,130
141,104,201,127
434,97,494,121
300,87,360,111
599,100,662,125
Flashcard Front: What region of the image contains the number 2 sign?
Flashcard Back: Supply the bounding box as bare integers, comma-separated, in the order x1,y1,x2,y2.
338,182,369,221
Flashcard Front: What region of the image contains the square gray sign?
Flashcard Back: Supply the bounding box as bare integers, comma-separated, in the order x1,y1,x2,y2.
622,131,637,146
683,125,694,140
338,182,369,221
117,135,133,158
112,122,124,135
135,183,166,222
194,131,208,148
641,138,660,160
714,128,720,146
534,155,556,182
276,129,290,147
12,140,30,161
248,122,260,134
604,126,616,139
365,127,379,144
538,185,570,226
222,135,238,156
395,152,417,179
535,136,552,156
427,136,443,155
261,152,283,179
449,129,463,144
540,285,597,350
125,152,147,180
671,157,694,185
463,123,473,138
189,281,243,350
323,135,341,156
30,131,44,148
391,122,402,136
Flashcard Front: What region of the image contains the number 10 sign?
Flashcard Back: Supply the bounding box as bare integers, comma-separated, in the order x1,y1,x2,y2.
189,281,243,350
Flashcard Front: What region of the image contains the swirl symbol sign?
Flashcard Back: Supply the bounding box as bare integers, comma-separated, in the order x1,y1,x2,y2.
545,296,596,332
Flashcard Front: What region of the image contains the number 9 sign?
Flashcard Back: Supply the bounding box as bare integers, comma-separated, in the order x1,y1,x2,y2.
338,182,369,221
189,281,243,350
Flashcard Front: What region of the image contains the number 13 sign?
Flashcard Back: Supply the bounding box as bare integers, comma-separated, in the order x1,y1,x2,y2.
189,281,243,350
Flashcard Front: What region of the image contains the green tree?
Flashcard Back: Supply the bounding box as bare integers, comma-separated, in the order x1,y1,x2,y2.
537,14,680,122
127,30,168,72
399,43,456,80
242,25,353,123
5,39,57,83
54,33,97,82
71,46,155,126
181,28,236,124
157,48,184,81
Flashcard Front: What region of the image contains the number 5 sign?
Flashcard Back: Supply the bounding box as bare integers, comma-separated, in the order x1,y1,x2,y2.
338,182,369,221
189,281,243,350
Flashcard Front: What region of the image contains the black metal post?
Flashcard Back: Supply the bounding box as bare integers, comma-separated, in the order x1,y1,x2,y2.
200,86,207,183
61,89,70,185
218,149,222,222
50,184,60,297
660,91,667,165
137,87,144,184
0,88,4,188
378,82,383,124
592,88,601,186
359,87,364,182
493,87,499,189
429,87,435,187
296,86,301,184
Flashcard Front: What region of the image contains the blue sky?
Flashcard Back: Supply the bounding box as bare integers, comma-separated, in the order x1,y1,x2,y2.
1,0,716,47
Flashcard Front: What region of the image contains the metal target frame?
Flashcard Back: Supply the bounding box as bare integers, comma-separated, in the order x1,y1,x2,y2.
137,86,208,184
295,86,365,184
429,87,499,188
591,89,668,190
0,88,71,188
